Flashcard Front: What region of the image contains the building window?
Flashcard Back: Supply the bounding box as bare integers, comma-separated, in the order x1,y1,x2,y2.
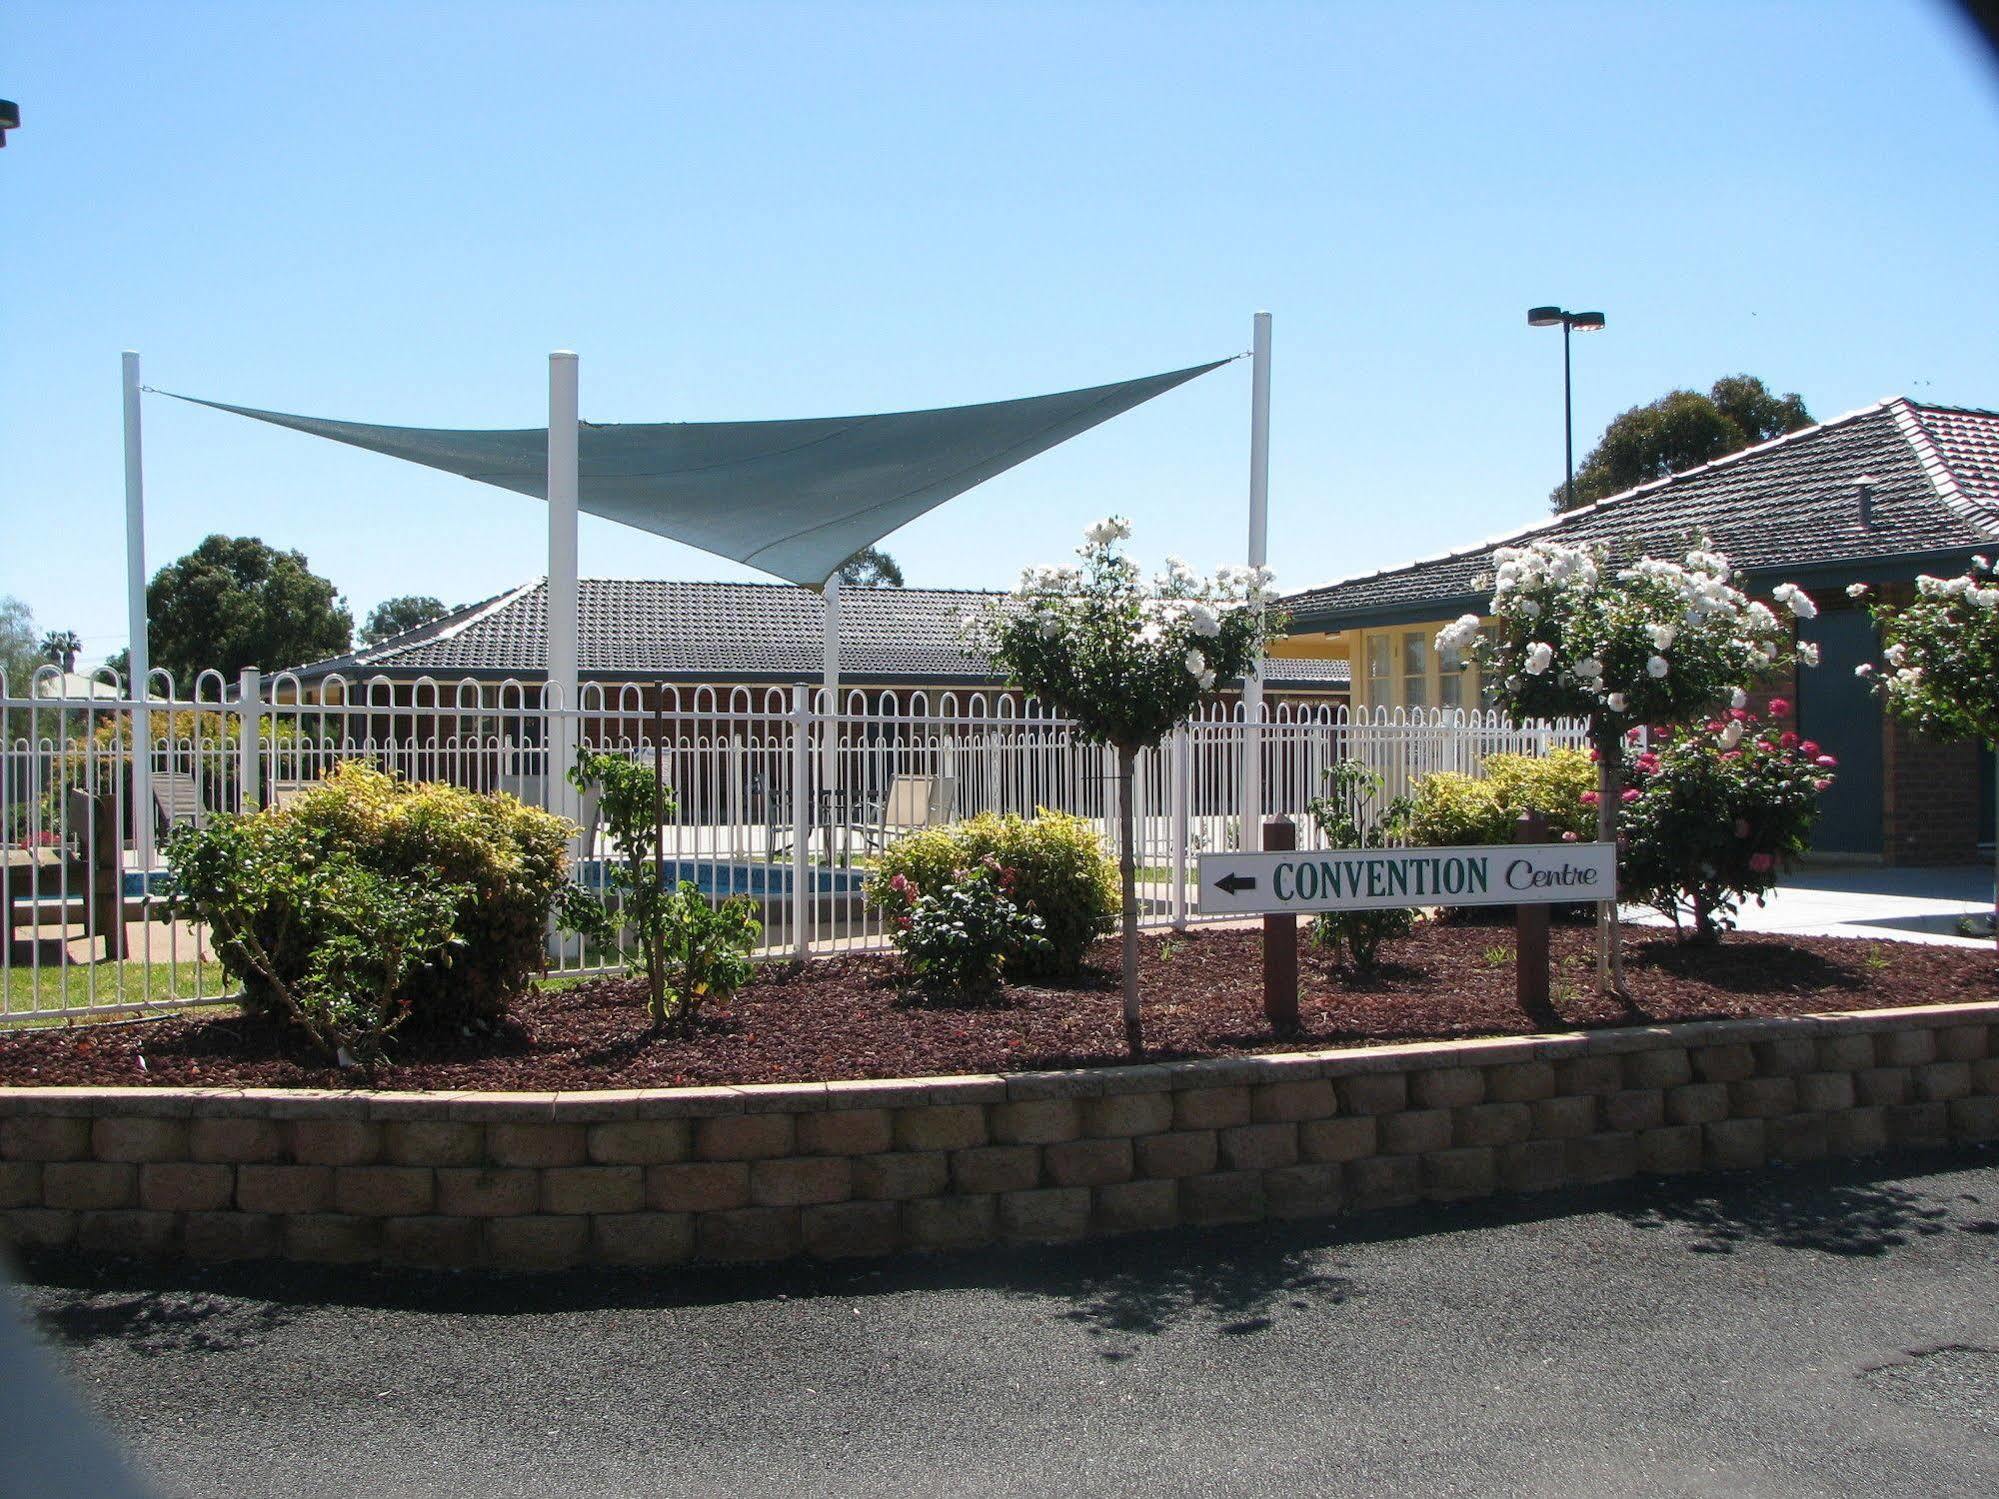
1439,643,1467,709
1365,635,1392,706
1400,631,1430,708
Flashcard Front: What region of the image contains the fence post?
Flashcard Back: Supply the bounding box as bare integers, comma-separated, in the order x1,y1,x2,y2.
237,667,261,813
1170,723,1191,930
1261,814,1299,1033
1514,810,1554,1023
791,683,812,961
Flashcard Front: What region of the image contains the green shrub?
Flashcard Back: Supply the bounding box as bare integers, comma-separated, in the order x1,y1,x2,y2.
1306,760,1416,975
876,859,1052,999
863,809,1118,977
1407,748,1597,846
162,761,593,1060
569,749,760,1032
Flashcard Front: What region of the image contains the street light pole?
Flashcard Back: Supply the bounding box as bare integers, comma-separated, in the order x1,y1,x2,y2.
1528,306,1605,510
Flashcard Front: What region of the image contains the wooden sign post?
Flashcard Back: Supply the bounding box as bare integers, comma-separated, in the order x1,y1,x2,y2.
1513,810,1553,1023
1262,816,1299,1034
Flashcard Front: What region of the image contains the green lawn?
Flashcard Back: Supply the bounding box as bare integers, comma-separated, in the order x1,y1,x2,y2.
0,963,240,1028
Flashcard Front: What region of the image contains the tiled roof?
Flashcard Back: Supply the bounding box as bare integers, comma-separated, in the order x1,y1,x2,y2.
292,580,1349,688
1285,398,1999,629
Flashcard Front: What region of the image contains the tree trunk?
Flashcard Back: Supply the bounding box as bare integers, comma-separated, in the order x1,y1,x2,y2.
1116,744,1143,1056
1595,734,1627,996
1991,744,1998,952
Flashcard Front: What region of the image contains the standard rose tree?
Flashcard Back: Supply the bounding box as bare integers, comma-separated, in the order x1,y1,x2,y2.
973,517,1278,1054
1442,540,1815,992
1854,558,1999,945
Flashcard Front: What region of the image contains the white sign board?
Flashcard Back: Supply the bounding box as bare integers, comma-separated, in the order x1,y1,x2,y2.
1197,843,1616,916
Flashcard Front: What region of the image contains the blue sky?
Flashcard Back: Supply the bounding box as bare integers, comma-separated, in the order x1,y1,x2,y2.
3,1,1995,667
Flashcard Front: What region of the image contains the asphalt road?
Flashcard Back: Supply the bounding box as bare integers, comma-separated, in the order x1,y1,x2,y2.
9,1148,1999,1499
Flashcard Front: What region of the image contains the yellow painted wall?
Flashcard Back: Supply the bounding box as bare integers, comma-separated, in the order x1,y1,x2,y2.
1310,618,1490,712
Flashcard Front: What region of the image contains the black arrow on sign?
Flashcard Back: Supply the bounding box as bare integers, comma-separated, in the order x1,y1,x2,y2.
1214,872,1258,895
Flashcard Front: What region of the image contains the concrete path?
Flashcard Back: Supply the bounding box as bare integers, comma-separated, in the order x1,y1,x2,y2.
11,1148,1999,1498
1627,863,1996,947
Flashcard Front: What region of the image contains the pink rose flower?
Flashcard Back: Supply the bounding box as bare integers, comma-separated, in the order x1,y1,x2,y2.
1620,788,1641,804
1748,852,1775,873
1728,708,1750,722
1779,731,1799,749
1768,697,1791,718
1813,778,1833,792
1800,740,1821,757
1814,754,1837,769
1561,831,1579,842
1579,790,1600,806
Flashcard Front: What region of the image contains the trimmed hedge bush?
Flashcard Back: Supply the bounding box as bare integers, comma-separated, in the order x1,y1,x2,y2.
1407,749,1597,847
863,809,1120,978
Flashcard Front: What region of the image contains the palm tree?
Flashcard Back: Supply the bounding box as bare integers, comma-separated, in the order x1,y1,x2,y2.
40,630,82,674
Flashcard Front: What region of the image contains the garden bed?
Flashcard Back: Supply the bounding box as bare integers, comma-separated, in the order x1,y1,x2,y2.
3,924,1993,1093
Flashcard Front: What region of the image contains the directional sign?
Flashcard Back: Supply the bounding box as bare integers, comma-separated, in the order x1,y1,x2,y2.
1197,842,1615,916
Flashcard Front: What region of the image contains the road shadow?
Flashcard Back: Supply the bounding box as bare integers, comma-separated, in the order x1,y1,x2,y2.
1614,1167,1999,1257
27,1287,300,1357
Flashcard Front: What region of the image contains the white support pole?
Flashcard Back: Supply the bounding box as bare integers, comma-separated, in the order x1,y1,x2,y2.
790,683,812,960
546,351,581,837
1170,723,1191,931
123,352,154,868
1241,310,1272,851
236,667,261,812
820,572,842,814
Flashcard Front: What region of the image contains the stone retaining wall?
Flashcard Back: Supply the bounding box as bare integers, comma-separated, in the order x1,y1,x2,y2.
5,1002,1997,1271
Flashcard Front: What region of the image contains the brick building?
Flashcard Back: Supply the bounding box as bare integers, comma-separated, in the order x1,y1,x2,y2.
1279,398,1999,864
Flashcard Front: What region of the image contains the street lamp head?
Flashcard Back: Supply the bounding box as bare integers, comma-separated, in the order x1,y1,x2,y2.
1572,311,1606,331
1527,306,1565,327
0,100,18,147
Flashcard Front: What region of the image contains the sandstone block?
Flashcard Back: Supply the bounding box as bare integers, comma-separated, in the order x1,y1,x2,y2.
1529,1096,1596,1140
1915,1063,1973,1103
989,1100,1082,1146
1424,1147,1497,1200
1975,1057,1999,1094
1265,1163,1344,1219
903,1194,997,1251
1180,1169,1267,1224
435,1167,540,1217
1044,1138,1134,1188
0,1209,75,1249
795,1110,893,1157
1453,1103,1532,1149
1703,1119,1766,1170
283,1214,381,1263
1218,1122,1298,1171
893,1106,988,1152
486,1215,590,1271
0,1162,40,1208
1754,1038,1819,1076
139,1162,234,1213
1253,1080,1338,1122
1600,1090,1665,1134
542,1166,645,1215
800,1201,899,1259
1663,1083,1725,1127
950,1145,1042,1194
382,1215,481,1269
593,1212,696,1266
1380,1110,1452,1156
182,1212,278,1262
1135,1130,1219,1178
852,1152,949,1201
77,1210,177,1257
1174,1087,1252,1130
2,1116,91,1161
1691,1045,1756,1084
1338,1074,1409,1116
1876,1030,1937,1068
1092,1179,1181,1234
1498,1140,1569,1193
1826,1108,1890,1156
334,1166,436,1217
287,1120,380,1166
487,1123,588,1168
1624,1049,1693,1090
189,1117,285,1163
1727,1078,1798,1119
1411,1068,1485,1110
1565,1133,1636,1185
1884,1103,1948,1149
1000,1187,1091,1242
1796,1073,1856,1113
91,1117,189,1163
750,1156,852,1208
1300,1116,1378,1163
43,1161,136,1211
1936,1025,1990,1063
1485,1061,1556,1102
1636,1125,1703,1175
1345,1155,1421,1210
695,1113,795,1161
1553,1056,1624,1097
1766,1113,1829,1163
1855,1068,1912,1106
1816,1034,1878,1072
1947,1095,1999,1142
1085,1093,1174,1138
647,1162,751,1213
384,1121,484,1167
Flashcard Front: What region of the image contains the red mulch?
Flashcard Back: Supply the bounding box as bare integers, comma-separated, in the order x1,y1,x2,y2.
3,924,1994,1092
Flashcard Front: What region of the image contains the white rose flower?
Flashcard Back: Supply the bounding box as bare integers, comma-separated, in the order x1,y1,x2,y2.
1038,617,1061,640
1797,640,1821,667
1646,655,1669,678
1648,624,1677,650
1884,642,1907,667
1573,657,1602,678
1854,662,1875,678
1518,599,1543,619
1604,692,1626,712
1435,613,1483,652
1719,721,1745,749
1186,602,1221,638
1082,516,1132,547
1198,669,1216,690
1184,648,1207,678
1846,582,1870,599
1730,687,1748,709
1524,642,1554,675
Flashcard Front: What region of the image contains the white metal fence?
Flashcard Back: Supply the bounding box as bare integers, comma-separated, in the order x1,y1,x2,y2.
1,666,1586,1024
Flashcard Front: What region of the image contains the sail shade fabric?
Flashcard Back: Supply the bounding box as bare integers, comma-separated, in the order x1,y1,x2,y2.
167,359,1229,588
